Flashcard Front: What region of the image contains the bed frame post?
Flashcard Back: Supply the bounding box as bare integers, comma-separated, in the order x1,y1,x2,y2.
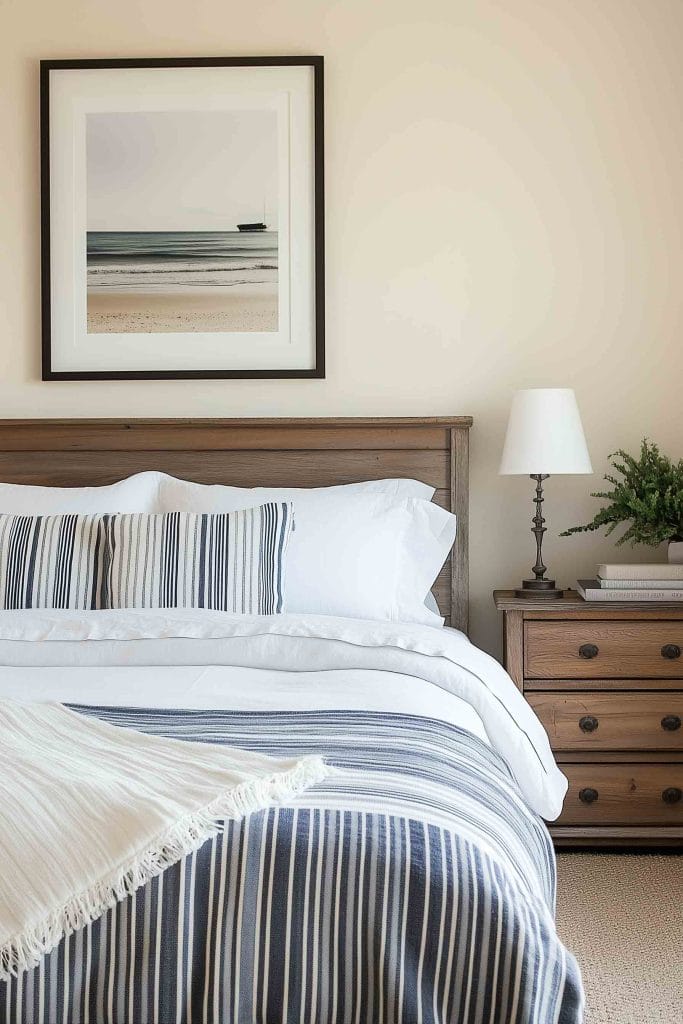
451,426,470,635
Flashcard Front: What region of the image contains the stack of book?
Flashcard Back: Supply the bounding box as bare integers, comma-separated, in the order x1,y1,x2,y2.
577,565,683,602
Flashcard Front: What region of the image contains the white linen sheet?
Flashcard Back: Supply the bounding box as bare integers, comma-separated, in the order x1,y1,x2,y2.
0,665,488,741
0,608,566,819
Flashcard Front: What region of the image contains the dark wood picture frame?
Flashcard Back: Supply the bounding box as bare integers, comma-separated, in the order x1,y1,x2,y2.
40,56,325,381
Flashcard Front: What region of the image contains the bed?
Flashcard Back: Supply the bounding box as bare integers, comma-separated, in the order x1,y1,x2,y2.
0,416,583,1023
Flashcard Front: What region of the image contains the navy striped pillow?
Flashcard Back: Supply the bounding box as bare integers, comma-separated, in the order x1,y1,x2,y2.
106,504,293,614
0,504,293,614
0,513,108,610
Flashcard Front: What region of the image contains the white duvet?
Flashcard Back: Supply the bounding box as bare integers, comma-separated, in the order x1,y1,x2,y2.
0,608,567,820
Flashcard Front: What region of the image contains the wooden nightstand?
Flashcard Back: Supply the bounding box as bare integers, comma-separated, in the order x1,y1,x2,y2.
494,590,683,847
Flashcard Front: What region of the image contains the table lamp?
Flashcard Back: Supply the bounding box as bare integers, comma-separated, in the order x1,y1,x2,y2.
499,388,592,598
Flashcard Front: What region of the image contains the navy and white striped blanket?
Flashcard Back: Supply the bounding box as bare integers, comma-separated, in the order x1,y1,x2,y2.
0,704,583,1023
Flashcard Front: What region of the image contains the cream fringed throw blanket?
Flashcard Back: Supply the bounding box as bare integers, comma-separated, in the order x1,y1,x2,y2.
0,700,329,982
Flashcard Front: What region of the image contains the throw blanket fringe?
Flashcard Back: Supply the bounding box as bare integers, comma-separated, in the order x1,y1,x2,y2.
0,701,329,982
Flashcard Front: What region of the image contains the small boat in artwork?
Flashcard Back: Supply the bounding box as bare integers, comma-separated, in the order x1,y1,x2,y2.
237,222,268,232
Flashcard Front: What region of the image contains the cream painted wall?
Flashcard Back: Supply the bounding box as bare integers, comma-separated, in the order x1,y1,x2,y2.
1,0,682,655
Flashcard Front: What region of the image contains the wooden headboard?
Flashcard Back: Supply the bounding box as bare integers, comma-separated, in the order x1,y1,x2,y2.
0,416,472,632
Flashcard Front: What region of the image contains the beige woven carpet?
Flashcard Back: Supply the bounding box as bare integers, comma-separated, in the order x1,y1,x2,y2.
555,854,683,1023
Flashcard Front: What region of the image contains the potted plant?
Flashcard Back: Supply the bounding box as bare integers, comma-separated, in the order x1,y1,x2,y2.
561,440,683,561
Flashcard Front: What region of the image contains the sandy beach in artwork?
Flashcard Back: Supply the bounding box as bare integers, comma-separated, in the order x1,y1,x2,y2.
88,283,278,333
86,231,279,334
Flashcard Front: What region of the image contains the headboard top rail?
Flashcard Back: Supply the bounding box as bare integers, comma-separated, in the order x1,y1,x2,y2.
0,416,473,426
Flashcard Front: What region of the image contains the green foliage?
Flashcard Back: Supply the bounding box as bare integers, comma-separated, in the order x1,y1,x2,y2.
561,440,683,547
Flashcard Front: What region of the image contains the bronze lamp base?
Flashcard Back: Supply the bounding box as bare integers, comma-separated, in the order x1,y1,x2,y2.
514,578,563,600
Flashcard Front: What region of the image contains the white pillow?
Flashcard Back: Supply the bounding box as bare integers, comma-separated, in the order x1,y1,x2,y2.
155,476,453,625
282,491,454,625
155,475,435,509
0,471,163,515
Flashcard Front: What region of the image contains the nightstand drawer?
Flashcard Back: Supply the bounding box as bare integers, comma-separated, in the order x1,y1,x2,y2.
528,692,683,751
525,620,683,678
558,764,683,825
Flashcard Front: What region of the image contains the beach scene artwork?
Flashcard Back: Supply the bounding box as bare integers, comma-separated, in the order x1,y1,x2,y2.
86,110,279,333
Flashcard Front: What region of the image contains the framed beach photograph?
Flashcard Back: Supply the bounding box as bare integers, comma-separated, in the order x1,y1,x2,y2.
40,57,324,379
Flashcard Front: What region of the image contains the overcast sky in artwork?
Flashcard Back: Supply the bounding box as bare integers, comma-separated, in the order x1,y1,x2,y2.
87,110,278,231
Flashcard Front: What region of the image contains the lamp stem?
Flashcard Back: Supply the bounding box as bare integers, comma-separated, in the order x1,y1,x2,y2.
530,473,549,580
513,473,561,598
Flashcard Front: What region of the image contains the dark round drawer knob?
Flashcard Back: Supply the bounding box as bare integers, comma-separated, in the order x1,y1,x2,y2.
661,644,681,660
579,715,599,733
579,643,599,660
579,787,599,804
662,787,682,805
661,715,682,732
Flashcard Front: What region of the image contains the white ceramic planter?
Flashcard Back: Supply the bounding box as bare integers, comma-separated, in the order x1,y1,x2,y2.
668,541,683,564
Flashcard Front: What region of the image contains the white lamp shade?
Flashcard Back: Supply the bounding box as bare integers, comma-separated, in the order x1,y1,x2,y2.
499,388,592,475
